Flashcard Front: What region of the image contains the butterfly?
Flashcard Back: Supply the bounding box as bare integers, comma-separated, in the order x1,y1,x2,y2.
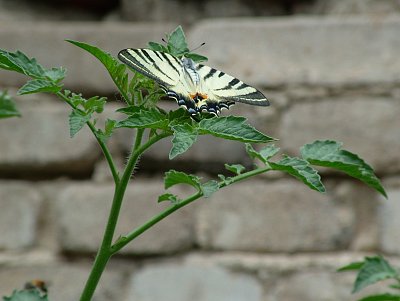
118,48,269,118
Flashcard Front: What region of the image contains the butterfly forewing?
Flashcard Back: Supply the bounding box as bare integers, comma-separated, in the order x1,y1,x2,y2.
118,49,182,88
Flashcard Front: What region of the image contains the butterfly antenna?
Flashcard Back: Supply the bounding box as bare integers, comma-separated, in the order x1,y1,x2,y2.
190,42,206,52
162,38,168,44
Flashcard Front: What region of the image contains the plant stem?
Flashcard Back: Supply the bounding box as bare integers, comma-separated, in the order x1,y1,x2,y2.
79,130,169,301
110,165,272,254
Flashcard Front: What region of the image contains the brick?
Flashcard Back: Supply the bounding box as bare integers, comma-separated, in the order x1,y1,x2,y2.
0,22,173,94
0,95,99,174
126,261,262,301
188,16,400,86
378,179,400,254
310,0,400,15
279,97,400,173
0,182,42,249
0,263,125,301
55,179,196,254
196,179,355,252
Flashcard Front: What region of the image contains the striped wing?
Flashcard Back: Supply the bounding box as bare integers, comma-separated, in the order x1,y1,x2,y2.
118,48,184,88
196,64,269,106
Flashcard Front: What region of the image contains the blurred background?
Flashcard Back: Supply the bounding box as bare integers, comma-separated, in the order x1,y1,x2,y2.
1,0,400,300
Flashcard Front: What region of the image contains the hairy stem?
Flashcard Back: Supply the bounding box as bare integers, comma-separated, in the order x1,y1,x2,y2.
79,130,169,301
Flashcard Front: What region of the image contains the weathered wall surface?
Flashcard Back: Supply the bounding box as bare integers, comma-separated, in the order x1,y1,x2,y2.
0,1,400,300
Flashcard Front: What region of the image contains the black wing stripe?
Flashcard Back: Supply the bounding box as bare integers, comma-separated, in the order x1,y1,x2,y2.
141,49,156,64
218,71,225,77
134,49,151,64
228,78,240,87
160,52,180,75
203,68,217,80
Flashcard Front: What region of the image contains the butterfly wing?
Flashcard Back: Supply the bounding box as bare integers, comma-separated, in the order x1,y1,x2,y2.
196,64,269,107
118,48,184,88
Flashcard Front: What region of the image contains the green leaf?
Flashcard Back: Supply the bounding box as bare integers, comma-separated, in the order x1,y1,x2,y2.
96,119,117,142
246,144,280,164
158,193,180,204
66,40,131,102
185,52,208,63
301,140,387,198
83,96,107,114
116,106,141,115
201,180,219,198
18,79,61,95
148,42,168,52
44,67,66,82
225,164,246,175
352,256,398,293
167,26,189,56
270,156,325,193
218,174,234,185
338,261,365,272
0,49,65,82
357,294,400,301
169,124,198,159
115,108,168,129
3,289,48,301
0,49,45,78
69,110,90,138
198,116,275,143
164,170,201,190
0,91,20,118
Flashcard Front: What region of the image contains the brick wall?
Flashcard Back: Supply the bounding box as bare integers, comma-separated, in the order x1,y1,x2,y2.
0,1,400,300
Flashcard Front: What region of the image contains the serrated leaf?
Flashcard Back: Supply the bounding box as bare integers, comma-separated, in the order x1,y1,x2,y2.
270,156,325,192
218,174,234,185
84,96,107,113
201,180,219,198
148,42,168,52
185,52,208,63
3,289,48,301
225,164,246,175
0,49,45,78
96,119,116,142
198,116,275,143
301,140,387,198
115,108,168,129
337,261,365,272
66,40,132,102
116,106,141,115
158,193,180,204
0,49,65,83
352,256,398,293
44,67,66,82
169,124,198,159
246,143,280,164
167,26,189,56
69,110,90,137
164,170,201,190
357,294,400,301
0,91,20,118
18,79,61,95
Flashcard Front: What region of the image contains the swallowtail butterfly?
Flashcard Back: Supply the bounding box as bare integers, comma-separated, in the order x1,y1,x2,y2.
118,48,269,118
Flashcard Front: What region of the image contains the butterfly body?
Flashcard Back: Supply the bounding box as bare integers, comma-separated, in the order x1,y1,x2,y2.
118,48,269,117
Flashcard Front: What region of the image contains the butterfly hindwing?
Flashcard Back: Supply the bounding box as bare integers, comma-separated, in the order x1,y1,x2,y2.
196,64,269,106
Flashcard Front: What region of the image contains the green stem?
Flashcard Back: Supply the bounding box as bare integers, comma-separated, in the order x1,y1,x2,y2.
56,91,120,184
79,130,169,301
110,165,271,254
